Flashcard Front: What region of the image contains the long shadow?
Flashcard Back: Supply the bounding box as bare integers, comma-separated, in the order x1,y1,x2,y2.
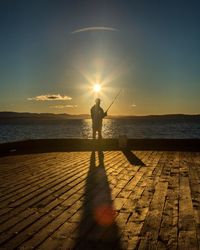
74,151,122,250
122,150,145,166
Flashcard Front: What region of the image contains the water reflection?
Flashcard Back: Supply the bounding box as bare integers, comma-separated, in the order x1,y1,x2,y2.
82,119,119,139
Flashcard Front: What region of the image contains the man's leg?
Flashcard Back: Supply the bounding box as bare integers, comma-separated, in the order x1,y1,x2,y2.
92,127,96,139
98,127,102,139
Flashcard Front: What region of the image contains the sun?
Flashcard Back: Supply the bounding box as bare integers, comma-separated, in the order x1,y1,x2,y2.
93,83,101,93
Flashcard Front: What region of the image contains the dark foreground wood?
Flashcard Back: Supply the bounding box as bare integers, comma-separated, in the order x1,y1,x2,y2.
0,150,200,249
1,139,200,156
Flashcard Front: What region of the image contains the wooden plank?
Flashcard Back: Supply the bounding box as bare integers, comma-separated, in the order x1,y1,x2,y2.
178,152,199,249
157,152,179,249
191,152,200,246
118,151,164,248
137,152,172,249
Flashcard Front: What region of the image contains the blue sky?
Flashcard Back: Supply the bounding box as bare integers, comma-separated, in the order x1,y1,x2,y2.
0,0,200,115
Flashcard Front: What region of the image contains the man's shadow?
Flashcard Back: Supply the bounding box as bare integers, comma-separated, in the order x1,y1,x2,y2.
74,151,122,250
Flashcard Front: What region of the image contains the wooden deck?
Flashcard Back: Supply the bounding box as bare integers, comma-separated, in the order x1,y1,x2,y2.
0,151,200,249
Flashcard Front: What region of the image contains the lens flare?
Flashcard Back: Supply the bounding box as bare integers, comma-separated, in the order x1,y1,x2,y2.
94,204,115,226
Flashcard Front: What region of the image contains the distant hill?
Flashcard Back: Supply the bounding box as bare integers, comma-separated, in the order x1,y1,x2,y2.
0,112,200,120
0,112,90,119
114,114,200,119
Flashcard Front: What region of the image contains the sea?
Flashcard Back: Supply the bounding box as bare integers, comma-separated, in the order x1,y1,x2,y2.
0,116,200,143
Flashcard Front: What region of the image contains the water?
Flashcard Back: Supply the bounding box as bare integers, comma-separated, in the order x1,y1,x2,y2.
0,117,200,143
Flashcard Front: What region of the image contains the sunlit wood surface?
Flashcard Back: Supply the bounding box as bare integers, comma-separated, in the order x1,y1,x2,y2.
0,151,199,249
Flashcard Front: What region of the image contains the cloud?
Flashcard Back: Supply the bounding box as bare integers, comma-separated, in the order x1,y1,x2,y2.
50,105,78,109
28,94,72,101
71,26,118,34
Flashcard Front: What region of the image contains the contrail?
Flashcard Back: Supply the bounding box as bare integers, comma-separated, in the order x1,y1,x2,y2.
71,26,118,34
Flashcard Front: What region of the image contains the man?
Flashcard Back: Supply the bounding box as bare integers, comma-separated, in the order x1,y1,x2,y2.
91,98,107,139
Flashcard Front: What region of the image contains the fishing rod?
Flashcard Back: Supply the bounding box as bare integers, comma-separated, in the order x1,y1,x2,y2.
106,89,122,113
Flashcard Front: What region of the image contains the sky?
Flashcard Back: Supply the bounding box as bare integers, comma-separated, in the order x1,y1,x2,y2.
0,0,200,115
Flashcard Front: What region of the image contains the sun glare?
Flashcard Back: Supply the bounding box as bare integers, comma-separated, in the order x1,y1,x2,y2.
93,83,101,93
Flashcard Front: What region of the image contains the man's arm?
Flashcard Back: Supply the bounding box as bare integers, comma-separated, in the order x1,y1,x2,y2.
101,108,107,118
91,107,94,119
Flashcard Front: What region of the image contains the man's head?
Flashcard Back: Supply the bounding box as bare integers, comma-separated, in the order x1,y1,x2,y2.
95,98,101,106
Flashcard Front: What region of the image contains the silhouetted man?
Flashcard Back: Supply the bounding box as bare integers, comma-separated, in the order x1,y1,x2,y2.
91,98,107,139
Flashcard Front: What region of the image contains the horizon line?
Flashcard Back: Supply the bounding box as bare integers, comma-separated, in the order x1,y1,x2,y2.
0,111,200,117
